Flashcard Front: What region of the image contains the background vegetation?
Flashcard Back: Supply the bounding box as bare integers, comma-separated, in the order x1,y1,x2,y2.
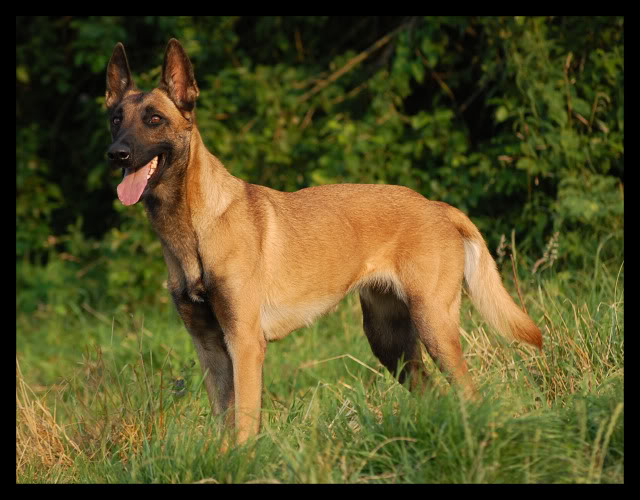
16,16,623,483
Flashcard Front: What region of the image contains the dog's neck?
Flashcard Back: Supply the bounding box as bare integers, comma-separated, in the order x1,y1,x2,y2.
187,127,246,227
144,125,245,247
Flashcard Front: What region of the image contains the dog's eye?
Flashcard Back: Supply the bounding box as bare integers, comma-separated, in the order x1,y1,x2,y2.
112,116,121,126
149,115,163,124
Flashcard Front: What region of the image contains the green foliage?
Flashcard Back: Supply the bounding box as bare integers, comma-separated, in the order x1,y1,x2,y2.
16,124,63,260
16,16,623,318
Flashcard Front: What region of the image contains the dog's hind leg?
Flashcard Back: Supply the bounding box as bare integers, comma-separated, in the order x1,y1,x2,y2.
409,288,476,399
359,286,429,391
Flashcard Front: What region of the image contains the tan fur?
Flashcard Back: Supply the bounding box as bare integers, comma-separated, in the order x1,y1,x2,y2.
106,39,542,446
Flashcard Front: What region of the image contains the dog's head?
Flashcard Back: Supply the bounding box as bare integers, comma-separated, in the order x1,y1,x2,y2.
105,39,200,206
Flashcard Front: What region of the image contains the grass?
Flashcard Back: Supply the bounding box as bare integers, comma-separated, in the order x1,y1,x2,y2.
16,255,624,483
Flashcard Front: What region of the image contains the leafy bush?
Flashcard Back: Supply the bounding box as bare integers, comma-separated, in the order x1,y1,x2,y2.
16,16,623,314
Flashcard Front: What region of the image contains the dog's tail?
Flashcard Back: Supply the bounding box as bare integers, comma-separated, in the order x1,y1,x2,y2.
445,204,542,350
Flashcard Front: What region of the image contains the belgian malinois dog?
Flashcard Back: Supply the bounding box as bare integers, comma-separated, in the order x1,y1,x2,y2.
106,39,542,445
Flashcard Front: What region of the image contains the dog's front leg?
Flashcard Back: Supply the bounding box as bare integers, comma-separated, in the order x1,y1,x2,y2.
223,315,267,445
171,289,235,420
164,248,235,423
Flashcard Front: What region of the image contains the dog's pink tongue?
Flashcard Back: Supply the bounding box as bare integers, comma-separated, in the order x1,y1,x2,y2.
117,163,151,206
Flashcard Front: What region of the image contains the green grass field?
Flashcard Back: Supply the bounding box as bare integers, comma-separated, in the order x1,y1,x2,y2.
16,255,624,483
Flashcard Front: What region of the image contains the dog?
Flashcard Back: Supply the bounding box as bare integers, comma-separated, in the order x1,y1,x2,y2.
106,39,542,445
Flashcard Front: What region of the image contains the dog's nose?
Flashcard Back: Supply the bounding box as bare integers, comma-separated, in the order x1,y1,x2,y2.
107,145,131,162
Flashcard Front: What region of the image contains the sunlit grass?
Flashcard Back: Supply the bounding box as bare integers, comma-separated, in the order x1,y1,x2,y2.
16,259,623,483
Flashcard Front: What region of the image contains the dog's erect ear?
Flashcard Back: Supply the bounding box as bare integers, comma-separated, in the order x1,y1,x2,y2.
160,39,200,117
106,42,136,109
